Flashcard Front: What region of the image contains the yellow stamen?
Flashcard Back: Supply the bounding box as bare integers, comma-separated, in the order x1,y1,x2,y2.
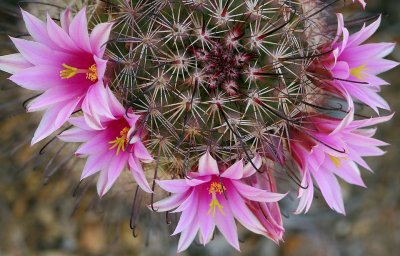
108,127,130,156
350,64,368,80
60,63,98,82
207,181,226,218
86,64,98,82
60,64,78,79
208,181,225,194
329,155,341,168
207,198,225,218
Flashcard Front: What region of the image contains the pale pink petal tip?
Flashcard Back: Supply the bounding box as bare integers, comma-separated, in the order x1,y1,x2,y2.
0,53,31,74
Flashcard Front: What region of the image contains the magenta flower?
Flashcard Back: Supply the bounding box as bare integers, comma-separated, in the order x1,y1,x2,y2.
320,14,398,113
244,164,285,243
152,152,286,252
58,88,153,196
291,114,393,214
0,8,113,144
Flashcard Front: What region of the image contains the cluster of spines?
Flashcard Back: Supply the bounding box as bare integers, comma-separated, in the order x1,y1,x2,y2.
91,0,337,176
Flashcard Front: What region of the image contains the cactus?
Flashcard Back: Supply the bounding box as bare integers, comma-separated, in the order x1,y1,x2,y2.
0,0,397,252
95,0,332,174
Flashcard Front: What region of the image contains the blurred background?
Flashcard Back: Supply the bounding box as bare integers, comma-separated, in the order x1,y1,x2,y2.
0,0,399,255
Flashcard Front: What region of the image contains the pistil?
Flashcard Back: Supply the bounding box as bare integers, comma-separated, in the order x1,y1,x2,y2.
60,63,98,82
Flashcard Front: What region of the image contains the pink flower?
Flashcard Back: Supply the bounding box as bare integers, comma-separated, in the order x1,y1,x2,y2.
58,88,153,197
244,163,285,243
316,14,398,113
152,152,286,252
290,114,393,214
0,8,113,144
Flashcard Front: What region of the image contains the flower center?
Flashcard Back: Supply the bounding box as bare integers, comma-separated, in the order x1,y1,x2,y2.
329,155,341,168
350,64,368,80
207,181,226,218
108,127,130,156
60,64,98,82
191,41,253,95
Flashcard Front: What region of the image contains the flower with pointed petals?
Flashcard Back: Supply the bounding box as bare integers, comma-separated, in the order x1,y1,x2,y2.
58,88,153,197
244,163,285,243
314,14,398,113
152,152,286,252
0,8,113,144
290,114,393,214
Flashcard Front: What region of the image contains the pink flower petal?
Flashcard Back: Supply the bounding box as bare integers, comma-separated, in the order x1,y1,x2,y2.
152,192,189,212
343,82,389,112
80,153,109,179
365,59,399,75
295,171,314,214
58,127,95,143
348,114,394,130
327,82,354,134
94,55,107,80
30,107,59,145
82,83,116,130
10,65,63,91
68,116,91,130
90,22,113,56
332,61,350,79
338,28,350,55
133,140,153,163
31,99,80,144
46,14,79,52
177,220,199,253
96,170,108,197
129,156,153,193
21,10,56,49
69,7,92,52
232,180,286,202
54,99,81,130
246,174,285,243
75,131,109,156
343,43,395,62
27,86,81,112
172,190,199,235
329,111,353,136
184,174,211,186
243,154,262,178
214,200,240,251
311,167,346,214
348,16,381,47
226,188,266,235
198,151,219,176
10,37,70,66
221,159,243,179
0,53,31,75
156,179,190,193
171,189,196,213
97,153,128,197
198,197,216,245
332,13,345,45
105,86,126,117
82,112,105,131
330,160,366,187
60,8,72,31
107,153,129,186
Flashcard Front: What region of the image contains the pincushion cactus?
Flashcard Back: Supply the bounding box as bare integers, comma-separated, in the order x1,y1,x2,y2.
0,0,397,252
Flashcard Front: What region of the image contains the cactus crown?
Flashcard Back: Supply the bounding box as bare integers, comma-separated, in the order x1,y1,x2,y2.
95,0,326,173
